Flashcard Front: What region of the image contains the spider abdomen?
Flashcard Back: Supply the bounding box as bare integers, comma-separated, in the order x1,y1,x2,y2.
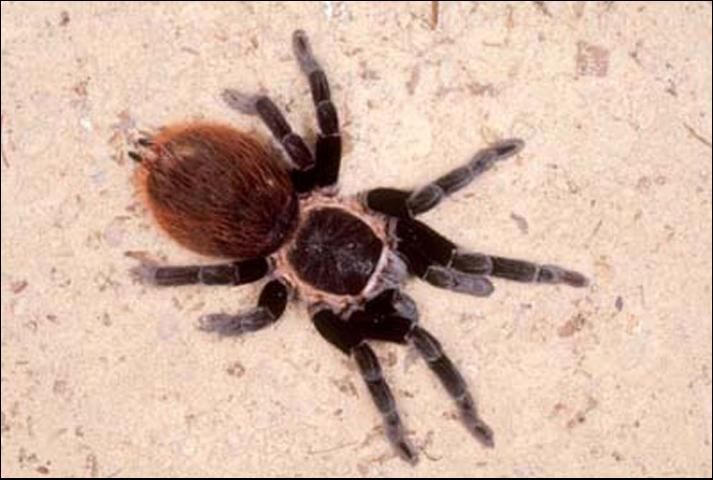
287,207,383,295
135,122,298,259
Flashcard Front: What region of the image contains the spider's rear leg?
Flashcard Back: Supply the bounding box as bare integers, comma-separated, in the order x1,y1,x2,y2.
199,278,290,336
364,139,524,217
291,29,342,193
222,90,314,171
311,307,418,464
393,217,589,289
407,326,494,447
353,292,495,448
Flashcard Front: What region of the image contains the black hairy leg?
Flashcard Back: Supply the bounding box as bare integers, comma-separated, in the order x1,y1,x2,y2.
394,217,494,296
311,290,418,354
355,289,419,343
363,138,524,218
291,29,342,193
317,289,494,450
393,216,588,290
468,255,589,286
352,342,417,463
407,326,494,447
222,30,341,193
199,278,290,335
358,290,494,446
132,257,270,287
311,308,418,463
222,91,314,171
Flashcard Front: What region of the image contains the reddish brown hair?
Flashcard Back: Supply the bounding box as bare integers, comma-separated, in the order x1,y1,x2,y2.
135,122,297,259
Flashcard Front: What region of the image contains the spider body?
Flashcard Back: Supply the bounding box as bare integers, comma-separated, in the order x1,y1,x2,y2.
273,193,406,311
289,207,381,295
130,30,588,464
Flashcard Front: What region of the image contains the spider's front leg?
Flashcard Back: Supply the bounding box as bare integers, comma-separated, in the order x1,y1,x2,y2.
392,218,495,296
364,138,524,218
391,217,589,291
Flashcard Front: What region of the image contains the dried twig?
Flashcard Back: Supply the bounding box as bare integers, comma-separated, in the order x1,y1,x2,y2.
683,122,712,149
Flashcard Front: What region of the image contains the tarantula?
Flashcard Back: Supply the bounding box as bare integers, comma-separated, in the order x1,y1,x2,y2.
129,30,588,463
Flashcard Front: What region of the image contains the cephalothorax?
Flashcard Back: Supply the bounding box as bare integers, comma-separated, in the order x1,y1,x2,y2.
130,30,588,463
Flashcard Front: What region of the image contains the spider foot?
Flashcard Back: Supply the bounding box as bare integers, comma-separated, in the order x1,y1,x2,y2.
221,89,260,114
292,29,319,74
458,394,495,448
537,265,589,288
394,438,419,464
469,419,495,448
384,412,419,464
129,261,160,284
198,308,274,336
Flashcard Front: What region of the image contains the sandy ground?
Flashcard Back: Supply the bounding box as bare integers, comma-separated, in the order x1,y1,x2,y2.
1,1,711,477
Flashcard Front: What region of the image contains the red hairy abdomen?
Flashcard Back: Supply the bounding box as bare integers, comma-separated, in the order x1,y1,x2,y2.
135,122,297,259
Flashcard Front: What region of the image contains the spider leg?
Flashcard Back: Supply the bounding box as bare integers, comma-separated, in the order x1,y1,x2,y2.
407,326,494,447
452,252,590,287
291,30,342,193
131,257,270,287
352,342,418,463
394,217,494,296
407,139,524,215
355,291,494,447
198,278,289,336
362,289,419,328
394,217,588,289
222,90,314,171
311,308,418,464
360,187,412,218
362,139,524,218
